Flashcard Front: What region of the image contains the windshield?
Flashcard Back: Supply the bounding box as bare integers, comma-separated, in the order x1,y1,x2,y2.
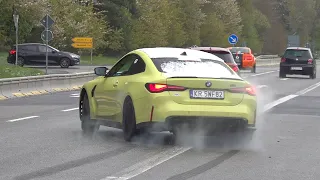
151,58,239,79
284,49,311,59
200,50,235,63
229,47,250,53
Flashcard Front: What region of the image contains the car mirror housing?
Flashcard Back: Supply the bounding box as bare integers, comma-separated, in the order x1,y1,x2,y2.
94,67,108,76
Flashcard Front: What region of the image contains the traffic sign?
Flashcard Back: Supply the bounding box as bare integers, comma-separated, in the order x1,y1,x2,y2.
72,43,93,49
41,30,53,42
228,34,238,45
72,37,93,43
40,14,54,29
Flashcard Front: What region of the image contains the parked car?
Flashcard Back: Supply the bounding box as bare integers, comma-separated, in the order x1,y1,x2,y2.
189,46,240,74
7,43,80,68
227,47,256,73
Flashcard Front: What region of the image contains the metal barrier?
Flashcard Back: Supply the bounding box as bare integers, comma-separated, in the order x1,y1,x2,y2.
0,55,280,99
0,72,96,99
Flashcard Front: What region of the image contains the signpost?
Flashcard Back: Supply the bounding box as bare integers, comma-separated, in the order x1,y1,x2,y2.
72,37,93,64
13,9,19,66
40,14,54,75
228,34,238,46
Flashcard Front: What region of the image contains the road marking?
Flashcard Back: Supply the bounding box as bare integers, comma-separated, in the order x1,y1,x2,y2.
101,147,190,180
71,93,79,96
7,116,39,122
263,81,320,112
257,85,268,89
62,107,79,112
250,71,275,77
280,78,288,80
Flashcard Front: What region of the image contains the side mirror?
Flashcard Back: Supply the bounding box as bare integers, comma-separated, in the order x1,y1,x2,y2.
94,67,108,76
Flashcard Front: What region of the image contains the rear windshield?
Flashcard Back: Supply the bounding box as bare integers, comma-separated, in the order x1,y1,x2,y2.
229,47,250,54
151,58,239,79
284,49,312,59
200,50,235,63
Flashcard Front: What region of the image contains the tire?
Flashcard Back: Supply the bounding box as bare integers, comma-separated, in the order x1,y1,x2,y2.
251,64,256,73
80,92,99,135
60,58,70,68
279,69,286,78
17,57,25,67
310,67,317,79
122,96,137,142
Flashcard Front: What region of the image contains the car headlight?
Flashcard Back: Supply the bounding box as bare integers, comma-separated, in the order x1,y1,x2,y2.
71,54,79,59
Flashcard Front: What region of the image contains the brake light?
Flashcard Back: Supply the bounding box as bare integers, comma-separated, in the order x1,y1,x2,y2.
281,57,286,62
145,83,186,93
228,64,239,72
229,86,256,96
308,59,313,64
9,50,16,55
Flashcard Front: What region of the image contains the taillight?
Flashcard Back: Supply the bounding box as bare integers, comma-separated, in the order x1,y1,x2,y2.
308,59,313,64
281,57,286,62
145,83,186,93
9,50,16,55
231,65,239,72
229,86,256,96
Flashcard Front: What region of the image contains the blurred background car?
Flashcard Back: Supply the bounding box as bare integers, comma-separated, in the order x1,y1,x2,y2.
228,47,256,73
279,47,316,79
189,46,240,75
7,43,80,68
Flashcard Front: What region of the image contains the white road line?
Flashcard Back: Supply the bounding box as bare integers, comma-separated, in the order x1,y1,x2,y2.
101,147,190,180
71,93,79,96
257,85,268,89
62,107,79,112
250,71,275,77
263,81,320,112
70,95,80,98
280,78,289,80
7,116,39,122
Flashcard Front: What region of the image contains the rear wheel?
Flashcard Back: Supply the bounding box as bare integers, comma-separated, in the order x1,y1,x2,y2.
279,68,286,78
310,67,317,79
251,64,256,73
80,92,99,135
17,57,25,67
122,97,137,142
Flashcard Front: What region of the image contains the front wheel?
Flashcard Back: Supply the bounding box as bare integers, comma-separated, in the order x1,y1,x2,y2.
80,93,99,135
122,97,137,142
60,58,70,68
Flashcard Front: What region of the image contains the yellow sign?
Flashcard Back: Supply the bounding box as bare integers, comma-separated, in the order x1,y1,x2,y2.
72,37,93,43
72,43,93,49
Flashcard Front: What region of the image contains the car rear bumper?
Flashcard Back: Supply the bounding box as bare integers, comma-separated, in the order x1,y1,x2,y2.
280,64,314,74
134,95,257,132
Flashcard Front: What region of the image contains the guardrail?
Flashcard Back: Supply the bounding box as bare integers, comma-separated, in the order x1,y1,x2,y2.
0,55,280,99
0,72,96,99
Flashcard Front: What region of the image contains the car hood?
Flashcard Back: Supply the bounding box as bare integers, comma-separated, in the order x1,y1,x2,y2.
61,51,80,57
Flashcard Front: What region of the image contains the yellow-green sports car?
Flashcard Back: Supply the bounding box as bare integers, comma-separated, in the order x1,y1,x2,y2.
79,47,257,141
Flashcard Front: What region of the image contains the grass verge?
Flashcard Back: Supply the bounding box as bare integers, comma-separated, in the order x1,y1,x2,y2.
0,52,44,78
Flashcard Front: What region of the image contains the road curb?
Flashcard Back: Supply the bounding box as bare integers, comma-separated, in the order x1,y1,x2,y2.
0,86,82,101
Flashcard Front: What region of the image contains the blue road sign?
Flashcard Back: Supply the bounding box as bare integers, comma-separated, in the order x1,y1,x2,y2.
228,34,238,45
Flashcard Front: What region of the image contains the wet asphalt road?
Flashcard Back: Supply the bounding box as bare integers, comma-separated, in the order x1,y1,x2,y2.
1,66,320,180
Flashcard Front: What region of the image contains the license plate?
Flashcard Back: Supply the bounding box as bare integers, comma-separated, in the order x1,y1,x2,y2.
291,67,302,70
190,90,224,99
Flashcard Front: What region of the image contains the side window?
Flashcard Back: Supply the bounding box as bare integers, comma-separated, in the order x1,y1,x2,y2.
20,45,38,52
39,45,53,53
127,55,146,75
107,54,138,77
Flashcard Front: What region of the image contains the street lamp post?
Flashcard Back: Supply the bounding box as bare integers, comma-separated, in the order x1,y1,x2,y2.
13,10,19,66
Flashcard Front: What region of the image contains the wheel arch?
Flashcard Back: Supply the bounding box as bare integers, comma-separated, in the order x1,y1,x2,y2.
79,84,98,120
